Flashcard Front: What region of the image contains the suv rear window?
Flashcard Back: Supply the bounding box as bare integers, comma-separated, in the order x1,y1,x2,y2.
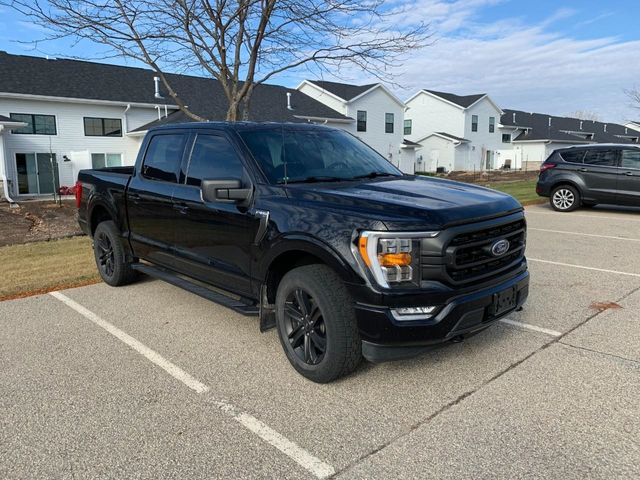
583,149,617,167
560,150,586,163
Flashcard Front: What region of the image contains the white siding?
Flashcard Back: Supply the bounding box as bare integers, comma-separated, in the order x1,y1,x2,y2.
297,83,346,115
416,135,456,172
462,98,503,170
0,98,161,196
405,92,465,143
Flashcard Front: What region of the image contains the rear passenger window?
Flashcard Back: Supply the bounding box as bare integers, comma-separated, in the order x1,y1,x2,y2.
583,149,617,167
142,134,187,182
621,150,640,169
560,150,586,163
185,134,244,187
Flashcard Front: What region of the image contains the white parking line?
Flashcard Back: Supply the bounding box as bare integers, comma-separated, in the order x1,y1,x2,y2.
526,210,640,222
500,318,562,337
528,258,640,278
49,291,335,479
528,228,640,242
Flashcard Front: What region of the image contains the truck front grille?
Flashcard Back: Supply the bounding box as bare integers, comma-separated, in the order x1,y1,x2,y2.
445,219,526,285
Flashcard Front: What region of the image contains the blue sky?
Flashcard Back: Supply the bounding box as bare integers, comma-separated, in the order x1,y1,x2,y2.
1,0,639,122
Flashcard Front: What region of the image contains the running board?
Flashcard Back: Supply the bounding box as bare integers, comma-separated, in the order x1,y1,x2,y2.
132,263,259,316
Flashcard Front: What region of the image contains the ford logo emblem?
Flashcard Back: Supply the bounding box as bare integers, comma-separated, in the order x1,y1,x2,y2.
491,239,510,257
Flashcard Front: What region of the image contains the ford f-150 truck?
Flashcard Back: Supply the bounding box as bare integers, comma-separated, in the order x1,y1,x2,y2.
77,122,529,383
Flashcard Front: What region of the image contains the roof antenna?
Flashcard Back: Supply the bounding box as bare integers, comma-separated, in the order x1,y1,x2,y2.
153,76,164,99
286,92,293,110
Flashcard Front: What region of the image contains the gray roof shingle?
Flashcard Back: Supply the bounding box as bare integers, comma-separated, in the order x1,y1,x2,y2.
502,109,640,144
0,51,350,123
307,80,378,101
425,90,485,108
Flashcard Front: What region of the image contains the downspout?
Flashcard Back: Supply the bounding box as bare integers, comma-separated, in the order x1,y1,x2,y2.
0,125,16,203
123,104,131,134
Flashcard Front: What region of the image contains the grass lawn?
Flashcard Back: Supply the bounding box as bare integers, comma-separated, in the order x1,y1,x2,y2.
0,236,100,301
484,179,543,206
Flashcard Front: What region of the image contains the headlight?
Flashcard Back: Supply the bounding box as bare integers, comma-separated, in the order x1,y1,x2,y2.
356,231,439,288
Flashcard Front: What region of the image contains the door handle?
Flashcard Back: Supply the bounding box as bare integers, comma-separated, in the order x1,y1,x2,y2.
578,168,589,172
129,193,142,203
625,171,635,176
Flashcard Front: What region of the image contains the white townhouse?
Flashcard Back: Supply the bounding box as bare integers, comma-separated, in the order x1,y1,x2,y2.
1,51,412,201
297,80,417,173
404,89,505,172
626,121,640,133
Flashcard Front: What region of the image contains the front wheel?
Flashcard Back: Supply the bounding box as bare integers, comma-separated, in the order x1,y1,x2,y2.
275,265,362,383
550,185,580,212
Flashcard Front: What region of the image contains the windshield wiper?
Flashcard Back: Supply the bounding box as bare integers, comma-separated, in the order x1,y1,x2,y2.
278,176,346,184
351,171,400,180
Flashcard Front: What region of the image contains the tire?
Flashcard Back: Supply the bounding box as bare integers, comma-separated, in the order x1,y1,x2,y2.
93,220,137,286
275,264,362,383
550,185,580,212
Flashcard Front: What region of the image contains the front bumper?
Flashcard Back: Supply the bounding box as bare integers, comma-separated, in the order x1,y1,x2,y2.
351,269,529,362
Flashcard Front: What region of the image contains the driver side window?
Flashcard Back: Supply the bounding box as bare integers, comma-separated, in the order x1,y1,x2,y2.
185,134,244,186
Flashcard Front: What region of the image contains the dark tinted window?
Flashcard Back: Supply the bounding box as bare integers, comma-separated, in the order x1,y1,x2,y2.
621,149,640,169
185,135,244,186
142,134,186,183
10,113,57,135
471,115,478,132
84,117,122,137
583,149,617,167
560,150,586,164
385,113,394,133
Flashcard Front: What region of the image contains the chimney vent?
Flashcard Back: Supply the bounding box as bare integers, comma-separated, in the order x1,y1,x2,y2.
286,92,293,110
153,76,164,99
580,121,583,130
512,112,516,123
604,124,607,132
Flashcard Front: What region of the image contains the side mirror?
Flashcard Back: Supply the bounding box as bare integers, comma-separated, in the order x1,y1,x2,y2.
201,178,252,203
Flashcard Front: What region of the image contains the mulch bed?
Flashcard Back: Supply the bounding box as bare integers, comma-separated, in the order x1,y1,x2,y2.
0,200,83,247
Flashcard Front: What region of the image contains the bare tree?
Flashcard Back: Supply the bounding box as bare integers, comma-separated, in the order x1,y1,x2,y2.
4,0,429,121
625,86,640,110
567,110,600,122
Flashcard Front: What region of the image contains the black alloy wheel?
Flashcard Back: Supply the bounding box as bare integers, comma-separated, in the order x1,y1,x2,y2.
95,231,115,278
283,288,327,365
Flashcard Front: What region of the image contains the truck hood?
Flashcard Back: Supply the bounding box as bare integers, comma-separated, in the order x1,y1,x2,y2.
285,175,522,230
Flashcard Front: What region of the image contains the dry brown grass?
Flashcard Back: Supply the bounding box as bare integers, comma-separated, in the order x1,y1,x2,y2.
0,236,101,301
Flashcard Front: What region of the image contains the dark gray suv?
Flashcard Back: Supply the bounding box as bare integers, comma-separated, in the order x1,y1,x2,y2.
536,144,640,211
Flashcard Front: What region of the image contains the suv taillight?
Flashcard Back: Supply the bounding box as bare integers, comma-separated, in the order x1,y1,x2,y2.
75,181,83,208
539,163,556,173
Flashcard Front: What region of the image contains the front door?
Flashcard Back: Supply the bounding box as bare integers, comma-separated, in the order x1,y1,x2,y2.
127,131,188,268
617,149,640,206
171,132,258,296
580,148,619,203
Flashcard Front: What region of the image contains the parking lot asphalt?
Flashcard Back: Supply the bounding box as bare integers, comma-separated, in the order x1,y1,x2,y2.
1,202,639,479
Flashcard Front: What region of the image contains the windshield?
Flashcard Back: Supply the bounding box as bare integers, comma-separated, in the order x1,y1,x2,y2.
238,127,402,184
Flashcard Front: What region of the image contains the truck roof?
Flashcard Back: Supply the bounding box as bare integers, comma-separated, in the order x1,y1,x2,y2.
147,121,338,134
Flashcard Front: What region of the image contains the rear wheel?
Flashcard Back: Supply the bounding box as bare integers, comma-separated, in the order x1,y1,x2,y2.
93,220,137,286
550,185,580,212
275,265,362,383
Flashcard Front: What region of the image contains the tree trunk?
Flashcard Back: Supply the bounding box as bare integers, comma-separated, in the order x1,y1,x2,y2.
226,101,239,122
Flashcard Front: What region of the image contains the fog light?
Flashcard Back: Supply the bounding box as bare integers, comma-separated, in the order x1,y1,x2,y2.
391,306,438,321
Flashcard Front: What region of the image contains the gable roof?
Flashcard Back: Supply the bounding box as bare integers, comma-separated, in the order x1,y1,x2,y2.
502,109,640,144
0,51,350,124
424,90,486,108
305,80,378,101
0,114,12,122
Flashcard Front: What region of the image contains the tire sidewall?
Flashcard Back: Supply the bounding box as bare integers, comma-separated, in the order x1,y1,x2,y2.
93,221,129,286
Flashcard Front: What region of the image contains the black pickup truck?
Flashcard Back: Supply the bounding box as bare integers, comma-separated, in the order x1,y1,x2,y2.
77,122,529,382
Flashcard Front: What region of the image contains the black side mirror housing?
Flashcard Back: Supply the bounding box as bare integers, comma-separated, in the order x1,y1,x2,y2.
201,178,252,203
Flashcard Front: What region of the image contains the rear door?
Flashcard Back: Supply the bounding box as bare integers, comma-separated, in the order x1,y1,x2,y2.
579,148,619,203
170,131,258,296
127,131,188,268
617,148,640,206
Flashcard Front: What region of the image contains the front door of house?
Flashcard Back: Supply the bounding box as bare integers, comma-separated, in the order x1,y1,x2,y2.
15,153,59,195
485,150,493,170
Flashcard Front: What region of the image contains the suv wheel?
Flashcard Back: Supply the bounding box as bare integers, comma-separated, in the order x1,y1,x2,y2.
550,185,580,212
93,221,137,286
275,264,362,383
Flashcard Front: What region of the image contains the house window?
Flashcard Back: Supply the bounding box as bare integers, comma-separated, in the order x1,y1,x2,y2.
91,153,123,169
489,117,495,133
471,115,478,132
385,113,394,133
404,119,412,135
10,113,57,135
502,133,511,143
84,117,123,137
357,111,367,132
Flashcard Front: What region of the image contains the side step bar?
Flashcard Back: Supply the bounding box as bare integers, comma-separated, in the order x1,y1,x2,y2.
132,263,259,316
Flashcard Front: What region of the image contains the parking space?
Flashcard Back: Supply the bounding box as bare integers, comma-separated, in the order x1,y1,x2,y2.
1,202,639,478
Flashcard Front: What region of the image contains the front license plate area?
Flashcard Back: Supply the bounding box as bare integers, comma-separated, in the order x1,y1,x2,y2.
490,287,517,316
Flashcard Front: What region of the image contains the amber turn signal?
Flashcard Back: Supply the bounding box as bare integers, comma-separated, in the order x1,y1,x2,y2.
358,236,372,266
378,253,412,267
